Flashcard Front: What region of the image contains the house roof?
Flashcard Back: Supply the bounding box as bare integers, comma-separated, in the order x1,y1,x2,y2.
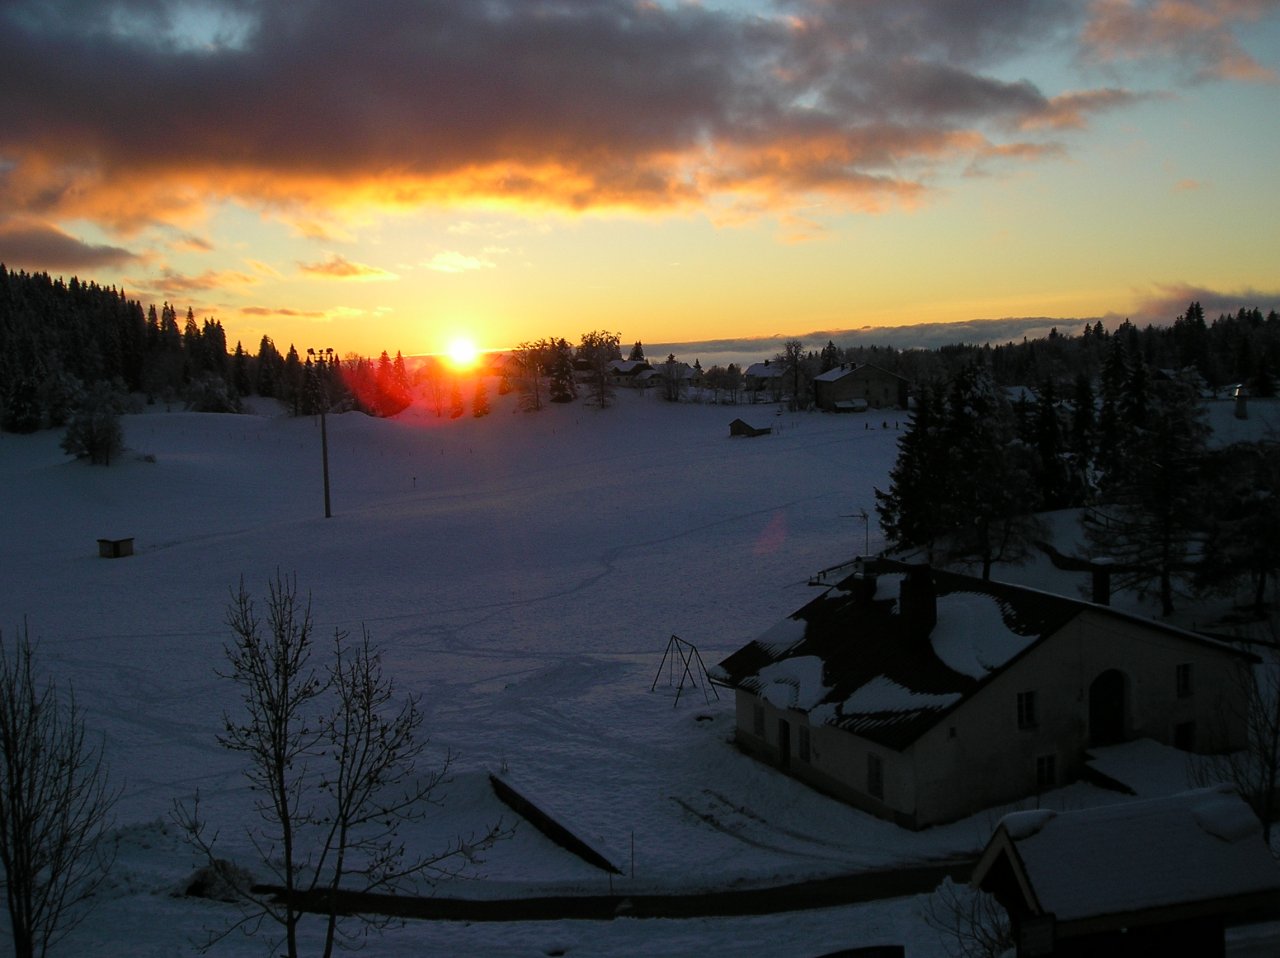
971,786,1280,924
814,362,907,384
608,359,651,375
710,559,1249,751
744,361,785,379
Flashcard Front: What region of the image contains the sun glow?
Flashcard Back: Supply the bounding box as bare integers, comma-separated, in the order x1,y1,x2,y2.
445,336,480,370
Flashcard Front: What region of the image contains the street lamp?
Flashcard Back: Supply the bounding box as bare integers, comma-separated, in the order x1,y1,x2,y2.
307,347,334,519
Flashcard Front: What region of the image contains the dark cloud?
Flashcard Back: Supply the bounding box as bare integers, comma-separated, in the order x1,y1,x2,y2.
0,218,136,270
0,0,1158,225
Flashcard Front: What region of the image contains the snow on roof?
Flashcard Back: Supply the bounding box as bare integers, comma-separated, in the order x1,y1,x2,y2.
841,675,961,714
754,614,808,656
929,591,1035,678
755,655,830,711
1084,738,1201,798
992,787,1280,921
814,365,856,382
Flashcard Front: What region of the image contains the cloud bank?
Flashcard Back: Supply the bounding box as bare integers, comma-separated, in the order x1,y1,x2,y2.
6,0,1265,243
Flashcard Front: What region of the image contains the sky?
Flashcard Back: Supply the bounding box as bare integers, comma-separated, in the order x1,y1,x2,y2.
2,0,1279,361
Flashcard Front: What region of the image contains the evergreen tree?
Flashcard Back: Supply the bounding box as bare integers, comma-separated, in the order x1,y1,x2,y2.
3,374,43,433
938,361,1043,579
61,381,126,465
449,379,464,419
877,362,1044,579
1195,442,1280,617
472,377,490,417
1031,379,1073,509
548,338,576,403
628,340,645,362
255,335,282,398
282,346,304,415
1084,377,1209,615
875,384,949,558
231,342,251,397
819,340,840,373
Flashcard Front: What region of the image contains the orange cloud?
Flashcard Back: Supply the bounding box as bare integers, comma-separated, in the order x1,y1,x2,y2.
1083,0,1280,82
298,254,397,281
1,0,1273,262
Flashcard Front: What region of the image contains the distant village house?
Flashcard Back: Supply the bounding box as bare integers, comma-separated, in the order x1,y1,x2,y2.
812,363,909,412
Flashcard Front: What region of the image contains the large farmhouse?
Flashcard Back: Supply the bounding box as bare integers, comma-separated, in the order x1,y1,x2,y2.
711,559,1253,829
812,363,909,411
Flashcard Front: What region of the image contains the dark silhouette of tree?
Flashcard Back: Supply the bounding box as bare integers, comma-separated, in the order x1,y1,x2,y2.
548,338,576,403
512,340,549,411
1195,442,1280,617
876,383,949,560
472,377,490,417
60,381,126,465
577,330,621,408
878,363,1044,578
1084,376,1209,615
0,623,118,958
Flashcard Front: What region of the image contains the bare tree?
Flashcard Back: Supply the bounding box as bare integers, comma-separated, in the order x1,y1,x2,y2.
0,623,118,958
922,876,1013,958
1192,621,1280,844
175,574,505,957
512,340,549,411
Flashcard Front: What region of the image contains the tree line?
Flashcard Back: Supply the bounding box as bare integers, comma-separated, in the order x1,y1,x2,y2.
0,266,420,437
875,305,1280,619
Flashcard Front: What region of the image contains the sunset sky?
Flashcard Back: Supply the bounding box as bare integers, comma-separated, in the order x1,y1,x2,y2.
2,0,1278,361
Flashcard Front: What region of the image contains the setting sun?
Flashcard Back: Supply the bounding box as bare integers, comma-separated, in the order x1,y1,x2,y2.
445,336,480,370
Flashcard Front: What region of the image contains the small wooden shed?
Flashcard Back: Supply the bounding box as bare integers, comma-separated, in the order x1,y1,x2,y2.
970,787,1280,956
729,418,771,438
97,537,134,558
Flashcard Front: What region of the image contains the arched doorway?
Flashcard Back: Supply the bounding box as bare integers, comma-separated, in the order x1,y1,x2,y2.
1089,669,1128,746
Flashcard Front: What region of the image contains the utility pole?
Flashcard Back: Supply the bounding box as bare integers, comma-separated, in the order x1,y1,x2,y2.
840,506,870,556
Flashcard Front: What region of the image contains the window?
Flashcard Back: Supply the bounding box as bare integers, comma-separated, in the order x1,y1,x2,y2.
1036,754,1057,789
752,703,765,738
1175,721,1196,751
1176,663,1192,699
799,726,811,763
1017,690,1039,730
867,753,884,800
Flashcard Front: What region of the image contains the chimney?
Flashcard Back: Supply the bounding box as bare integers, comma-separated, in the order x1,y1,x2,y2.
899,565,937,641
850,571,877,604
1090,559,1113,606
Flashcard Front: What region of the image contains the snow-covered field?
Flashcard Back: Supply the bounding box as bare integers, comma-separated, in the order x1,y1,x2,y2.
2,386,1277,956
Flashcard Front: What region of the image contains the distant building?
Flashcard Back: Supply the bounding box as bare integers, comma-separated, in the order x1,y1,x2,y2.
812,363,908,411
711,559,1253,829
744,360,786,397
971,787,1280,956
607,358,654,388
